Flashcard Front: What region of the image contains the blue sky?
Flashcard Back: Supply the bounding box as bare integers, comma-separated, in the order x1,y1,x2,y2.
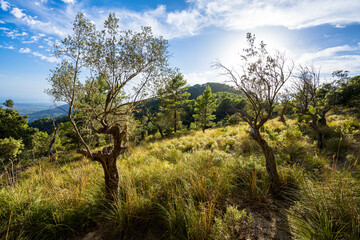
1,0,360,103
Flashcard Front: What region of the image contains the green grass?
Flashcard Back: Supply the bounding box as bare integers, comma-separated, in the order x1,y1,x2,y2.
1,115,359,239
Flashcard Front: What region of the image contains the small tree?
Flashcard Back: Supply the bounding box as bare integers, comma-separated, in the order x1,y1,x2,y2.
213,33,293,193
335,72,360,111
158,73,190,133
275,90,292,125
193,86,217,132
291,65,337,149
4,99,14,108
46,13,169,202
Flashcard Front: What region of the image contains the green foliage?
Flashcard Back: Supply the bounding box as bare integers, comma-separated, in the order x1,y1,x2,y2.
29,116,68,135
30,131,50,158
336,75,360,109
0,106,31,144
158,73,190,133
0,137,23,162
214,92,245,123
278,125,309,164
187,82,239,100
210,205,255,240
193,86,217,132
3,99,14,108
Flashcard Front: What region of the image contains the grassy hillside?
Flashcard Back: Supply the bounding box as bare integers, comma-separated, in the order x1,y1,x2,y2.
0,115,359,240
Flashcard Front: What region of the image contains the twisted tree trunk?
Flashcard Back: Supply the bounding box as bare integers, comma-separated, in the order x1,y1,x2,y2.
95,148,120,202
251,127,281,194
78,125,127,202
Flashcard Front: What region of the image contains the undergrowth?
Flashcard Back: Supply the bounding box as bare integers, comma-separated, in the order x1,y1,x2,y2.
0,115,359,239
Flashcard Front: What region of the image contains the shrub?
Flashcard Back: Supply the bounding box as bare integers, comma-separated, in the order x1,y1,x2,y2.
0,137,24,164
210,205,255,240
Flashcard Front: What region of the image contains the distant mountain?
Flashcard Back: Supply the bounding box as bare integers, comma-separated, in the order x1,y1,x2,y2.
27,104,69,122
13,103,53,115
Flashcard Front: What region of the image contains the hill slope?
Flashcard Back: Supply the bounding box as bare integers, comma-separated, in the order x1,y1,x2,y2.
27,104,68,122
2,114,359,239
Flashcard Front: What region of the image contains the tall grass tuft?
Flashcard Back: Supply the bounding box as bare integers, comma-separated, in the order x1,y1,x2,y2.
291,170,360,239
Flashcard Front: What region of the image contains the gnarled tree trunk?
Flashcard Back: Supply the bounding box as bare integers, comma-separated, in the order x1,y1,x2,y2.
251,127,281,194
78,125,127,202
95,149,120,202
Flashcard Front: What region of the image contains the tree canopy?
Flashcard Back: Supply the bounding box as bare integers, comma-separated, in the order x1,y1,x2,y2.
193,86,217,132
46,13,170,201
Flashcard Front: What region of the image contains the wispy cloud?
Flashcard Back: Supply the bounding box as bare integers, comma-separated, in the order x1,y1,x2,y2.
299,45,358,63
0,45,15,50
3,0,360,68
293,43,360,75
19,47,31,53
186,0,360,31
32,51,58,63
4,0,360,41
10,7,25,18
62,0,76,4
18,46,59,63
6,30,28,39
0,0,10,11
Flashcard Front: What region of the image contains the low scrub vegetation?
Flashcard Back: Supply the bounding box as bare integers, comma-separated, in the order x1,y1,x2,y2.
1,115,359,239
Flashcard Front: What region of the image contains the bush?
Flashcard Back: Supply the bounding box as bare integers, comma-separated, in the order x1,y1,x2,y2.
0,137,24,163
210,205,255,240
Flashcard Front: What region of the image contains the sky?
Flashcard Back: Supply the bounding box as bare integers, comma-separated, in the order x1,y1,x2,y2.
1,0,360,103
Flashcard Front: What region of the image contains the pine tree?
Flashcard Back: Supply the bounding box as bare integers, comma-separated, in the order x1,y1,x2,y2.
193,86,216,133
158,74,190,133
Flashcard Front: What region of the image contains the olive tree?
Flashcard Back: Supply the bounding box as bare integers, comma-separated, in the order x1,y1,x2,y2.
213,33,293,193
46,13,169,202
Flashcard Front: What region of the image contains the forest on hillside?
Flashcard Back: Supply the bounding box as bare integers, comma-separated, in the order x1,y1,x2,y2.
0,13,360,240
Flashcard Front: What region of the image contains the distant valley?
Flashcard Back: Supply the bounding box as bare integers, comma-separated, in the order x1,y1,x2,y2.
12,103,68,122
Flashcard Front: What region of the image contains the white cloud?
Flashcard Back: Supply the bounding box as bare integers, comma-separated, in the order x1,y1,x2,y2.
166,9,205,37
32,51,58,63
184,0,360,31
6,30,28,39
288,43,360,76
0,20,5,24
314,55,360,75
299,45,357,63
0,0,10,11
11,7,25,19
19,47,31,53
61,0,75,4
0,45,15,50
17,46,59,63
7,5,68,38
